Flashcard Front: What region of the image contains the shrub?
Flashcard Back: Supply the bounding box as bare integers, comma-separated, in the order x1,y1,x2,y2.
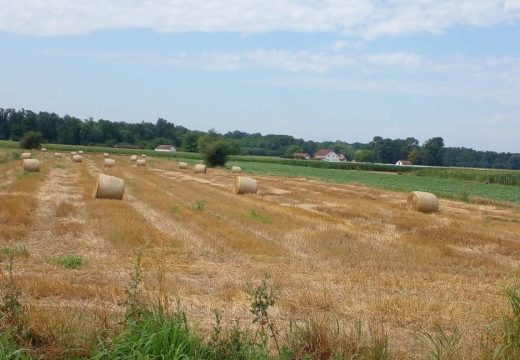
19,131,43,150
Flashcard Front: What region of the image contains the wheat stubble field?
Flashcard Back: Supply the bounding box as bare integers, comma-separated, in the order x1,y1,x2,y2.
1,148,520,358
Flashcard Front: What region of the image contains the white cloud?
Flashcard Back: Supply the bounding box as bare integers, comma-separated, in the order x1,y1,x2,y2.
1,0,520,37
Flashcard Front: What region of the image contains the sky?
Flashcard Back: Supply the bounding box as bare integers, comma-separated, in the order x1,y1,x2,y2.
0,1,519,153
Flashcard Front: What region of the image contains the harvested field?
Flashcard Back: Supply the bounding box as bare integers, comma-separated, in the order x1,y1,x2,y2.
1,149,520,358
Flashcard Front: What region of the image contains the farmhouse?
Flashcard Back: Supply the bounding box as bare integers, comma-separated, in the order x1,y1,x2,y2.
155,144,176,153
396,160,413,166
293,152,310,160
313,149,340,162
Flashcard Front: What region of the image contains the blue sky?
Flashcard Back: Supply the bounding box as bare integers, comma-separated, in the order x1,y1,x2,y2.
0,1,519,152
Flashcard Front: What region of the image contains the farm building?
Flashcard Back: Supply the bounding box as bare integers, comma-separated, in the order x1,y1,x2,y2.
155,144,176,153
396,160,413,166
293,152,310,160
313,149,340,162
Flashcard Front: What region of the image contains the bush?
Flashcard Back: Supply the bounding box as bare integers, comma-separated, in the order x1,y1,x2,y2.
19,132,43,150
200,138,231,167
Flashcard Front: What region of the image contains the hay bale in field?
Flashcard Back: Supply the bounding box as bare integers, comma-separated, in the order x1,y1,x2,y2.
20,152,31,159
78,150,84,155
231,166,242,173
22,159,40,172
70,151,77,156
93,174,125,200
136,158,146,167
178,162,188,169
407,191,439,213
193,164,206,174
130,155,138,162
41,148,47,152
140,154,147,158
104,158,116,168
103,152,109,158
72,154,83,163
54,152,62,158
233,176,257,195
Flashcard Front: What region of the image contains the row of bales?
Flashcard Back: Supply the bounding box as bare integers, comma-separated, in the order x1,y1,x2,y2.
19,149,439,213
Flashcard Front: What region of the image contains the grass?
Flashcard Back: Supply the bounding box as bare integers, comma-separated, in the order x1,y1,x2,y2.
0,245,29,258
248,208,271,223
229,161,520,204
192,199,206,211
49,255,84,269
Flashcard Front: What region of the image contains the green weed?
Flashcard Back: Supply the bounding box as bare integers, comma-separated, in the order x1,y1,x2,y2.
50,255,84,269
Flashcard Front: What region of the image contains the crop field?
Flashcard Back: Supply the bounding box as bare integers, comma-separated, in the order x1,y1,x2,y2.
228,161,520,205
1,148,520,358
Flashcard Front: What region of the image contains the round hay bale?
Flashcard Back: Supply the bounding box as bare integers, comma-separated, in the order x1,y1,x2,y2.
41,148,47,152
193,164,206,174
54,152,62,158
103,152,110,158
407,191,439,213
22,159,40,172
231,166,242,173
130,155,138,162
104,158,116,168
70,151,77,156
178,162,188,169
20,152,31,159
78,150,84,155
140,154,147,158
233,176,257,195
72,154,83,163
136,159,146,167
93,174,125,200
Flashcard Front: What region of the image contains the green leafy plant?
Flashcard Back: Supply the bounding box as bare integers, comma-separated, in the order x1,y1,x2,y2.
247,275,280,354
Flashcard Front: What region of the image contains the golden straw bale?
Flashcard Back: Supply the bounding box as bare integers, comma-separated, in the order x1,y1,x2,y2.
72,155,83,163
93,174,125,200
22,159,40,172
231,166,242,173
140,154,147,158
54,152,62,158
78,150,84,155
103,152,109,157
136,159,146,167
130,155,138,162
41,148,47,152
193,164,206,174
20,152,31,159
178,162,188,169
233,176,257,194
104,159,116,168
407,191,439,213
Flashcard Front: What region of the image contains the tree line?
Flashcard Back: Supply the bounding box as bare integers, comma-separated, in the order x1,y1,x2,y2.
1,107,519,169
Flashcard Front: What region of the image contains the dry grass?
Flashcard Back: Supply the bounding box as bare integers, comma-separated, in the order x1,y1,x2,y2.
1,152,519,358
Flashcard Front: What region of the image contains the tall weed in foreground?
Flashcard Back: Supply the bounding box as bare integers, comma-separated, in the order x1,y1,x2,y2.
287,318,390,360
0,255,33,359
420,324,461,360
493,285,520,359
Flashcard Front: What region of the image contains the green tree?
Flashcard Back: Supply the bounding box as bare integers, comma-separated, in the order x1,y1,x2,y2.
419,137,445,166
507,155,520,170
354,149,376,162
181,132,200,152
198,130,231,167
19,131,43,149
284,144,302,158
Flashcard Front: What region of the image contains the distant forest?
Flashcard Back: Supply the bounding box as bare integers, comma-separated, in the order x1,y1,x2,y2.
1,107,519,169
